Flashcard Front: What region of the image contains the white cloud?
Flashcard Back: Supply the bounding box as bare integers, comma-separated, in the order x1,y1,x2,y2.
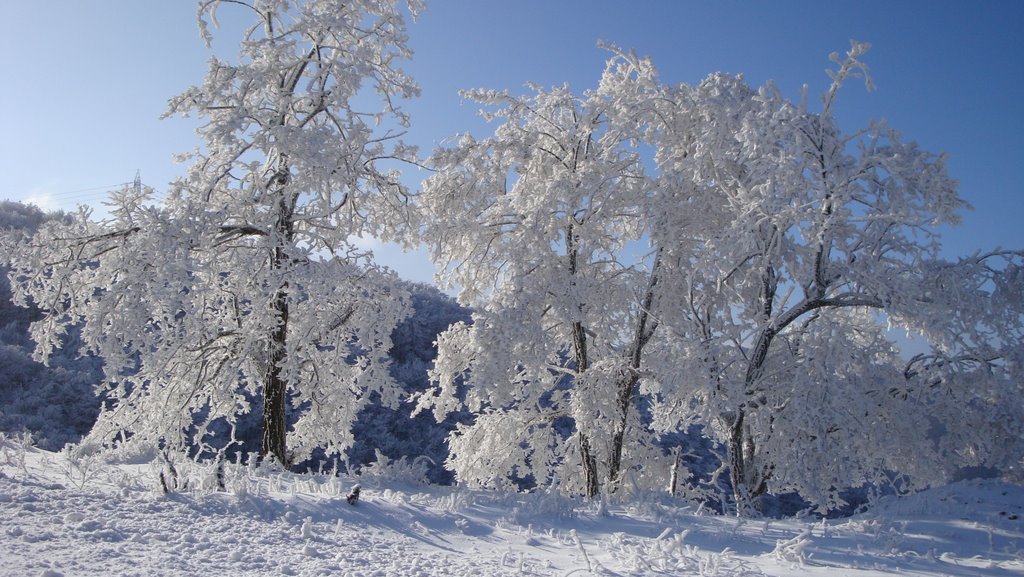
22,191,58,212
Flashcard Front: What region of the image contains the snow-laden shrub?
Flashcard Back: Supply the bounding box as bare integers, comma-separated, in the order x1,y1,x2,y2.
496,488,580,526
357,449,432,486
603,528,766,576
769,530,813,566
0,431,33,474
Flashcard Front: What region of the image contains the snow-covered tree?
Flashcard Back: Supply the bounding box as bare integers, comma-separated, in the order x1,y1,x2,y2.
643,42,1024,511
7,0,423,466
415,56,664,496
416,42,1023,510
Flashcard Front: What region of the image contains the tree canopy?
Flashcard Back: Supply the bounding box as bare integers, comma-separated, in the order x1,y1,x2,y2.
7,0,424,466
415,42,1024,511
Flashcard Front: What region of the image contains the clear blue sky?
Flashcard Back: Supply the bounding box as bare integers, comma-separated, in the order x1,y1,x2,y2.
2,1,1022,284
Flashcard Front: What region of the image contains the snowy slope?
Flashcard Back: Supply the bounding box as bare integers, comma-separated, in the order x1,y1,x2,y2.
1,439,1021,577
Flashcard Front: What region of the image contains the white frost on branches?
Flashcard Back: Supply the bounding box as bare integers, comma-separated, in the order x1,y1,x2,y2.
7,0,424,465
416,41,1024,510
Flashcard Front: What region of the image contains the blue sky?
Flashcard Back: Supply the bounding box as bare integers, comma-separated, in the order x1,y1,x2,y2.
2,1,1022,284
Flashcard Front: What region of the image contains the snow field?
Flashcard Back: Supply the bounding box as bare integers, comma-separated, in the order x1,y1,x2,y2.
0,473,518,577
0,441,1021,577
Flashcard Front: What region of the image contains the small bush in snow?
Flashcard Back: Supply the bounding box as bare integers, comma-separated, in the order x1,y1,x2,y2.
769,530,813,566
357,450,432,486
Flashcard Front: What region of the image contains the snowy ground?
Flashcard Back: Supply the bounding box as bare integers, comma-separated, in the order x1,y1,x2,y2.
1,439,1021,577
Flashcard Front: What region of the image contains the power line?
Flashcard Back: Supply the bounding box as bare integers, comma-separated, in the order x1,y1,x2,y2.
17,182,132,200
14,173,171,206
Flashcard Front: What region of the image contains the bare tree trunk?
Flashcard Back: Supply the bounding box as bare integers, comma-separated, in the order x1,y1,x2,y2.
607,372,638,491
572,316,601,498
567,223,600,498
579,430,600,498
260,174,295,467
728,408,748,513
728,258,777,512
608,251,660,491
731,343,767,511
668,446,681,496
262,270,290,466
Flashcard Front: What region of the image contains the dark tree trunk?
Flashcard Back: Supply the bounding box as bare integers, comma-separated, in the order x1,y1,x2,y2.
728,408,748,512
567,223,600,498
579,431,600,498
729,327,775,513
728,408,770,514
572,317,600,498
607,372,638,491
261,273,290,466
729,259,776,512
260,172,296,467
608,251,659,491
